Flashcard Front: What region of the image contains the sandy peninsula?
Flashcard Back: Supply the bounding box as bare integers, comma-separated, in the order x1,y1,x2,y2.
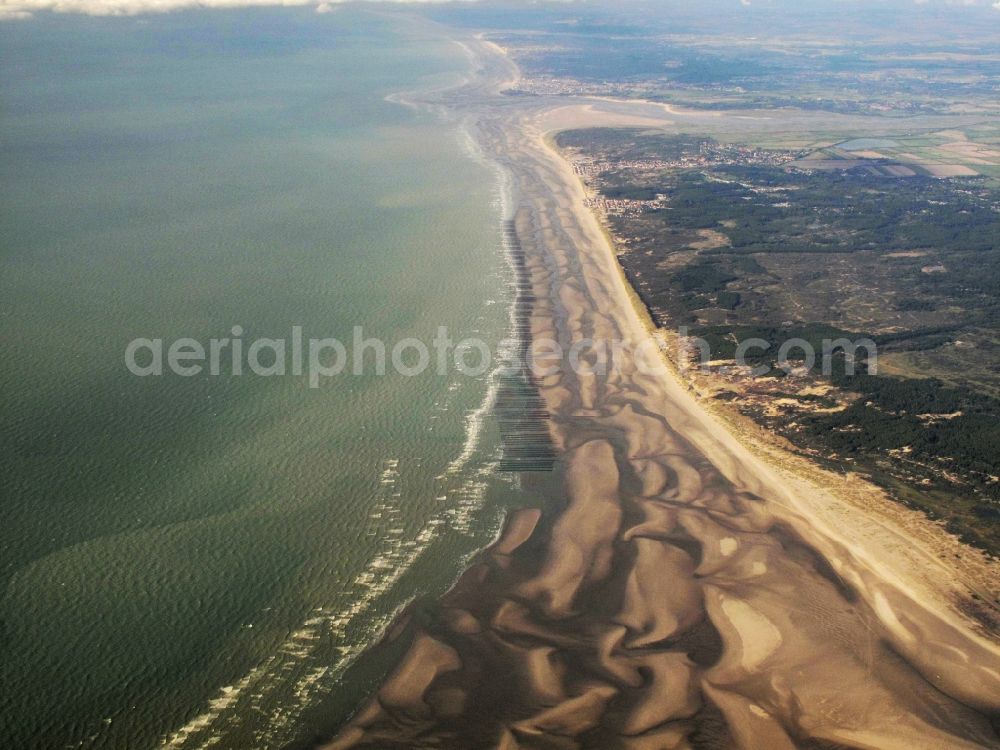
322,33,1000,750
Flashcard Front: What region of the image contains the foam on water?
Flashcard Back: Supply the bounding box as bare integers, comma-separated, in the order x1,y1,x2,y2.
153,58,519,750
0,10,533,747
158,450,500,748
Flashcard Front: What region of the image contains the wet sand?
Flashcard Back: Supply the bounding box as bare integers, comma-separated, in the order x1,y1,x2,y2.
320,34,1000,750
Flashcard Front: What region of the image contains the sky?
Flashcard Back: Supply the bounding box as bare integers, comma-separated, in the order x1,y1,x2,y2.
2,0,1000,21
0,0,472,21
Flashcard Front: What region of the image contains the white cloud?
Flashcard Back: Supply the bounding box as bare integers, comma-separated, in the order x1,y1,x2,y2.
0,0,471,20
2,0,997,20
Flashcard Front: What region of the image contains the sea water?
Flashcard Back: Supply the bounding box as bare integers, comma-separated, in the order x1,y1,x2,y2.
0,9,528,748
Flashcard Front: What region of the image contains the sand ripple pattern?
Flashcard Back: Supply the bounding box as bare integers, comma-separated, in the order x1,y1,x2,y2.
322,40,1000,750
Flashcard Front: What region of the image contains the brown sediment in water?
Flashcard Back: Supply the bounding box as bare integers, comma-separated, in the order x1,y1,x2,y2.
319,35,1000,750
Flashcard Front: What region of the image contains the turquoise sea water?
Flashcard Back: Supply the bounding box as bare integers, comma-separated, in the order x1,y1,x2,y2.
0,10,527,748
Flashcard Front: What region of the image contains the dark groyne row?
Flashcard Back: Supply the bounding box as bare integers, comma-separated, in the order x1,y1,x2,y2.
496,219,556,472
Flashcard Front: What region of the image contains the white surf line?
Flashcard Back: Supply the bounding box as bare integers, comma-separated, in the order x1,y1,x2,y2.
438,120,517,485
388,30,518,485
156,460,404,750
158,49,518,750
156,460,455,749
248,117,518,740
239,391,507,746
245,523,447,746
157,135,516,750
243,103,518,750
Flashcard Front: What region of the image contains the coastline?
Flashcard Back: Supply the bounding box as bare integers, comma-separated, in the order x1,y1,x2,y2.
149,19,523,750
543,131,1000,635
531,99,1000,655
322,30,1000,750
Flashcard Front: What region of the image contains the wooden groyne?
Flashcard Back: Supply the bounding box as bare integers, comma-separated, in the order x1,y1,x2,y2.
496,220,556,472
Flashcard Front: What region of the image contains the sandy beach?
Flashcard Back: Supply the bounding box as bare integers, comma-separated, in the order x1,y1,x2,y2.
322,34,1000,750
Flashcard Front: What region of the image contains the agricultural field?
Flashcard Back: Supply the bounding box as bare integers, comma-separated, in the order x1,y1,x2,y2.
485,14,1000,117
790,127,1000,180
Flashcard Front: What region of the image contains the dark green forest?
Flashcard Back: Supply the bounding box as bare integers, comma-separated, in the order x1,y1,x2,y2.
559,128,1000,554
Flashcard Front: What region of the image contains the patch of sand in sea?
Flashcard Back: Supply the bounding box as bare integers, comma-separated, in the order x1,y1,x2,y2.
717,596,783,671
